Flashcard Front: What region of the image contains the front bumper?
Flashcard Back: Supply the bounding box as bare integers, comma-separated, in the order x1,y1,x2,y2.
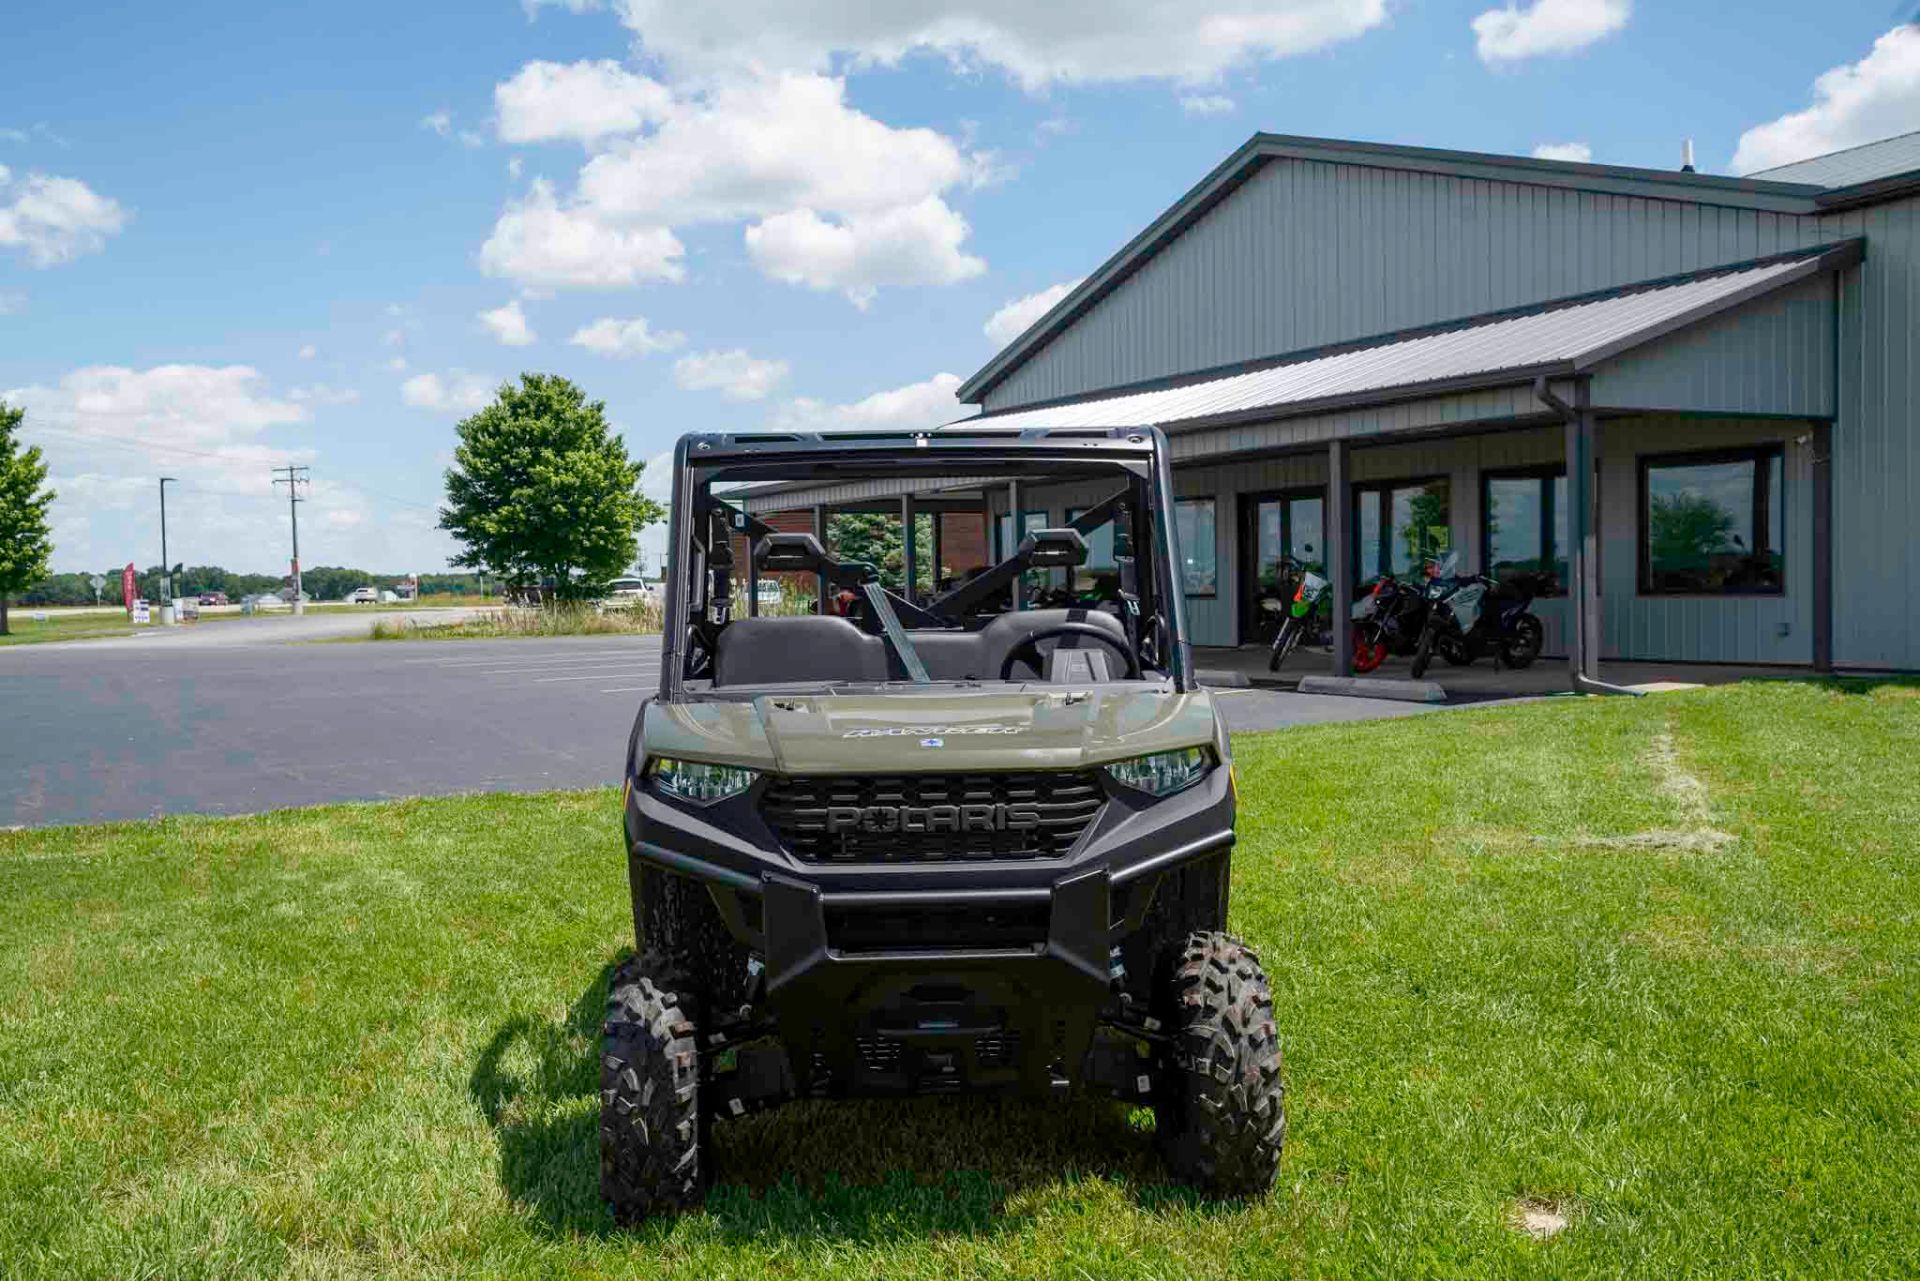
622,761,1233,1093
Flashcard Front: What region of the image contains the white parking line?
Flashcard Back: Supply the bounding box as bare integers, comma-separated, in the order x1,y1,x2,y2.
533,669,662,683
599,686,653,693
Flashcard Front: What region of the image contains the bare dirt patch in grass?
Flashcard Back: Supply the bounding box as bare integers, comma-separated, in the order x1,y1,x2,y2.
1508,1196,1572,1239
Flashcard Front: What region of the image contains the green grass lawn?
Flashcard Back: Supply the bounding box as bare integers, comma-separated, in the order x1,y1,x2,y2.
2,681,1916,1278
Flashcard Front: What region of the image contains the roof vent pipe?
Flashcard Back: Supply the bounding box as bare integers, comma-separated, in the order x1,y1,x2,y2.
1681,139,1696,173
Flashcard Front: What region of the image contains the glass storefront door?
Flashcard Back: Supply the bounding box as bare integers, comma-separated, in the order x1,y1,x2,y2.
1240,489,1324,641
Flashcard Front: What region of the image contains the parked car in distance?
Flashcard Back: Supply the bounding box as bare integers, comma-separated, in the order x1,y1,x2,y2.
243,593,287,610
346,586,380,604
197,591,229,607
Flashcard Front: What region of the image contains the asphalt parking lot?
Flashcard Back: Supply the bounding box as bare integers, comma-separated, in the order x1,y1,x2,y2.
1,630,1437,828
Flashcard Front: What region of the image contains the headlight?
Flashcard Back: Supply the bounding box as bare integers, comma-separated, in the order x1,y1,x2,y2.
649,757,757,804
1105,747,1211,797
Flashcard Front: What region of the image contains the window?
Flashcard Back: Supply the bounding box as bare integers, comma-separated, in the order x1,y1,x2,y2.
1640,448,1784,594
1353,479,1449,582
1482,468,1568,593
1064,506,1118,569
1174,498,1217,596
994,510,1048,559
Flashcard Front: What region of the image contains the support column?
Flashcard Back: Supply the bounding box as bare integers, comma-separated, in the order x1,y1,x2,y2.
1328,439,1353,678
1811,421,1833,672
1007,479,1024,610
1564,396,1601,687
813,505,829,615
929,510,945,594
901,494,917,604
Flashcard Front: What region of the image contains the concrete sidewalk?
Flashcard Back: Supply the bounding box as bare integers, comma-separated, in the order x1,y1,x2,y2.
1198,644,1822,700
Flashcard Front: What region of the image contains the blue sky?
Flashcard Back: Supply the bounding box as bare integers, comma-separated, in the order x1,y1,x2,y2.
4,0,1916,575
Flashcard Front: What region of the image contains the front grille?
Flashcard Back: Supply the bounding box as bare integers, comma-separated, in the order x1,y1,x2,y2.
762,771,1106,862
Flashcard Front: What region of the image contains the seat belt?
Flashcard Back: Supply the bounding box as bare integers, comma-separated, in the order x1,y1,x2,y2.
861,581,932,684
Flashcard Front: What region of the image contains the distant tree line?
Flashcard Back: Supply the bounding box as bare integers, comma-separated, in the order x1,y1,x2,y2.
17,566,495,606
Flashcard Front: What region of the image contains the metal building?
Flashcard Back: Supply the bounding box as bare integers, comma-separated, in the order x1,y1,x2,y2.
747,130,1920,678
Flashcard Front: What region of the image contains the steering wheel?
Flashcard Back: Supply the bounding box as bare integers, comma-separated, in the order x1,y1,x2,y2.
1000,623,1141,681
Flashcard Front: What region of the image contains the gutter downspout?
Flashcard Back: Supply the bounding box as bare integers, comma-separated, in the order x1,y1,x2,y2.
1535,377,1640,698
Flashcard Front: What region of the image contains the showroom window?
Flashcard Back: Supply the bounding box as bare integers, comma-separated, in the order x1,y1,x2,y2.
1639,447,1784,594
1481,468,1568,593
1354,478,1450,582
1174,498,1217,596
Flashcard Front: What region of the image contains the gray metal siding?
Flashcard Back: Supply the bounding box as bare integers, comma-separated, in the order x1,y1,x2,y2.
985,157,1831,412
1591,274,1836,417
1811,195,1920,668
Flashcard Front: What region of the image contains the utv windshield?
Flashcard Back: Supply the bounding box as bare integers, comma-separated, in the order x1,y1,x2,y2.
658,429,1192,700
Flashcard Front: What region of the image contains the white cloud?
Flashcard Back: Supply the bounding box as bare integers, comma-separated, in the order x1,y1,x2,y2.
569,315,685,357
524,0,602,15
481,71,988,300
1531,141,1593,163
673,349,789,401
478,298,537,347
495,60,673,146
775,372,963,432
1180,94,1236,117
1733,26,1920,175
1472,0,1629,64
983,277,1082,348
745,198,985,305
608,0,1388,89
0,167,130,267
5,365,312,507
401,370,498,413
297,343,318,359
575,74,980,225
479,177,684,289
422,109,484,148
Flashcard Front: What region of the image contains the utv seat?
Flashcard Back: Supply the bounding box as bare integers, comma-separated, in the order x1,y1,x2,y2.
713,616,890,687
712,608,1133,686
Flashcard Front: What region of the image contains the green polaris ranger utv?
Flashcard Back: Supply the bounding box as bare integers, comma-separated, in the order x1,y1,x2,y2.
604,426,1282,1221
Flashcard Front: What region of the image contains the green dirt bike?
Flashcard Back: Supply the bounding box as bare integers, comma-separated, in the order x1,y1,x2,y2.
1265,559,1331,672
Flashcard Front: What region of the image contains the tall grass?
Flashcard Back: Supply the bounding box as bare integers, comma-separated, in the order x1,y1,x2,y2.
370,599,664,640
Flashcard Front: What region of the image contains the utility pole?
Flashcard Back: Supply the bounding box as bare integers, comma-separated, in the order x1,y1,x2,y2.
159,477,178,625
272,464,310,616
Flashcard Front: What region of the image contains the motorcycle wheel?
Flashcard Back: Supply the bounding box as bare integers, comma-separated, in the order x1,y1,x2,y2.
1410,626,1435,679
1268,619,1299,672
1352,629,1388,673
1504,615,1544,669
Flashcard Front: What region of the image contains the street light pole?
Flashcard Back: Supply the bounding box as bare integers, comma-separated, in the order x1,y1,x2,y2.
159,477,178,626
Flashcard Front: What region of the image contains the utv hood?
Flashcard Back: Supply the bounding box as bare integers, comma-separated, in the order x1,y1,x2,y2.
641,686,1220,774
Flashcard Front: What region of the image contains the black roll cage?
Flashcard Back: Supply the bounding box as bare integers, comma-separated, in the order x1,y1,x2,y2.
658,427,1195,700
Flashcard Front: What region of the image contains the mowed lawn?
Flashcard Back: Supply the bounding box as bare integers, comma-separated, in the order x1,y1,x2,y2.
2,682,1916,1279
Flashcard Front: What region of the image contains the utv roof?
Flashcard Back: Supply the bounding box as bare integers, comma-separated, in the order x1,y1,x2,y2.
680,426,1163,460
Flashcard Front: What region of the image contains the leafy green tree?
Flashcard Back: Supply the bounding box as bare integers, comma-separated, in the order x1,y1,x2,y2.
439,375,661,601
0,400,56,635
828,512,935,594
